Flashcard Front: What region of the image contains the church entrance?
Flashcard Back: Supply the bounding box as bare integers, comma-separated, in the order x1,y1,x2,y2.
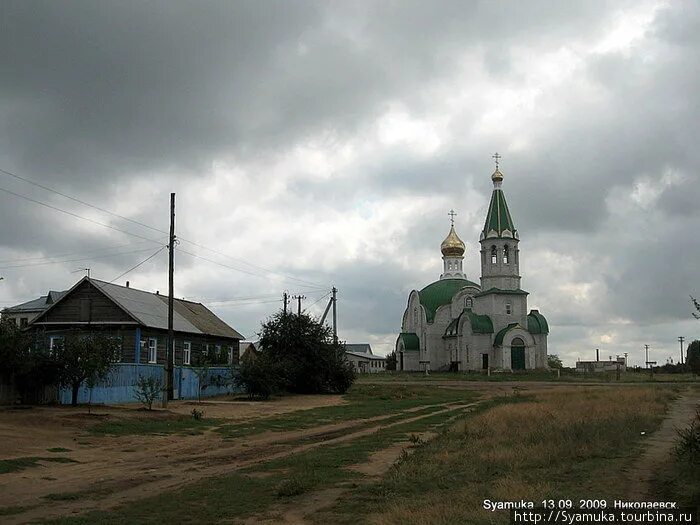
481,354,489,370
511,338,526,370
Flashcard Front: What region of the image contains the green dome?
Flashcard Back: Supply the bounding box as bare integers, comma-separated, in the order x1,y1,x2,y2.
418,278,479,323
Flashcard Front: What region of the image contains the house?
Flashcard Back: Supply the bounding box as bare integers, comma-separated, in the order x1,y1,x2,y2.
345,344,386,373
575,357,626,373
2,290,66,328
239,341,260,363
27,277,244,367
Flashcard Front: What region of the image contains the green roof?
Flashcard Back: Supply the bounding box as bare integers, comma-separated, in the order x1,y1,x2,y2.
474,288,529,298
418,278,479,324
444,309,493,337
494,323,520,346
483,189,516,237
397,332,420,351
527,310,550,334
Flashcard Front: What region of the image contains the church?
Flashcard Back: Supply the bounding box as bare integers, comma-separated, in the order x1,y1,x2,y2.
396,159,549,372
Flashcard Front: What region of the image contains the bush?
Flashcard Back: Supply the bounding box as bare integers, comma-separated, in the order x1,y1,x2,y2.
191,408,204,420
134,375,162,410
236,356,282,400
674,409,700,463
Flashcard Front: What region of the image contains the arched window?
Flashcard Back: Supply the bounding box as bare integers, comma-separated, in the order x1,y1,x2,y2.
465,297,473,308
413,307,418,327
503,245,509,264
491,245,497,264
506,302,512,315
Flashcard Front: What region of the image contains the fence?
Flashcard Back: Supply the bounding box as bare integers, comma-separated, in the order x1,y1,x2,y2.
57,363,241,405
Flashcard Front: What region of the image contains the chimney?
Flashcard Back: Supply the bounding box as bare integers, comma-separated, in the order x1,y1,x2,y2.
126,281,130,288
596,348,600,361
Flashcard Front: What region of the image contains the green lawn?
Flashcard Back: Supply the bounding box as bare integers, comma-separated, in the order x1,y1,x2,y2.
0,456,78,475
89,416,215,436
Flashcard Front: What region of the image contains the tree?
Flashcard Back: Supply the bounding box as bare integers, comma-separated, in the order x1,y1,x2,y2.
257,311,355,395
0,318,31,380
385,351,397,371
53,331,121,406
686,340,700,376
547,354,564,369
692,296,700,320
134,375,163,410
193,356,210,403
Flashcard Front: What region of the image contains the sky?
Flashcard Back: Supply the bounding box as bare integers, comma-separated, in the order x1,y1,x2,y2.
1,0,699,367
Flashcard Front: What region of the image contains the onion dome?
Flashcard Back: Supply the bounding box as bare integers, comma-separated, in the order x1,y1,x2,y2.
491,167,504,183
441,225,465,257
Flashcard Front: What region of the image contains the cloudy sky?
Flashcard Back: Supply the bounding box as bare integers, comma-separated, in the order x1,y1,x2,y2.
1,0,699,366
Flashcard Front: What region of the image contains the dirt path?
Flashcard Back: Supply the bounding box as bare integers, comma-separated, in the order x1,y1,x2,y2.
1,399,481,524
625,390,700,500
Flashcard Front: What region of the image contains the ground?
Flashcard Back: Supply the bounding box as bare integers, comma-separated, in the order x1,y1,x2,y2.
0,375,698,524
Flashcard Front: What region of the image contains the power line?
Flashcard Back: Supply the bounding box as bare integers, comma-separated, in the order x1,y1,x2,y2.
110,246,168,283
303,291,332,312
0,185,163,244
0,247,164,270
0,167,168,235
0,239,161,265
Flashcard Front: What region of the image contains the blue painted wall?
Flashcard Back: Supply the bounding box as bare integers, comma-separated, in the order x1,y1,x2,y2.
58,363,241,405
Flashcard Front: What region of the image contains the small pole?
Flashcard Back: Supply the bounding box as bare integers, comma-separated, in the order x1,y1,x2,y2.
645,344,650,369
292,295,305,316
678,336,685,365
283,291,289,315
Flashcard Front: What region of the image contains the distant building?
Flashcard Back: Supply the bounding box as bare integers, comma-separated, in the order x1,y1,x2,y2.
26,277,244,368
239,341,260,362
345,344,385,373
2,290,66,328
575,357,626,373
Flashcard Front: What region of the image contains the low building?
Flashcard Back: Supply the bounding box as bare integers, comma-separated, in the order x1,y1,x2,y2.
345,344,386,373
2,290,66,328
27,277,244,367
575,357,626,373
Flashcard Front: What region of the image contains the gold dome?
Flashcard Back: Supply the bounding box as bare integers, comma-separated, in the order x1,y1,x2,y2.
491,167,504,182
441,225,465,257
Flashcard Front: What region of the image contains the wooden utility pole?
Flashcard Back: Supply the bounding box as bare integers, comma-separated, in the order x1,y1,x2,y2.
678,336,685,365
292,294,305,316
163,192,175,407
332,287,337,344
644,344,650,369
283,291,289,315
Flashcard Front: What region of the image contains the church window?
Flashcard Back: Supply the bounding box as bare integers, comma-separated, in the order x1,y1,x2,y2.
491,246,497,264
413,307,418,327
506,302,512,315
503,245,509,264
465,297,473,308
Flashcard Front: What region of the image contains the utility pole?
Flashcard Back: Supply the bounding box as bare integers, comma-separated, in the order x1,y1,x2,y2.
332,286,337,344
678,336,685,365
645,344,650,368
292,294,305,316
163,192,175,408
283,291,289,315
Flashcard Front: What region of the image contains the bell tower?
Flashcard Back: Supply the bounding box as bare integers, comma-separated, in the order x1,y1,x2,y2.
479,154,521,291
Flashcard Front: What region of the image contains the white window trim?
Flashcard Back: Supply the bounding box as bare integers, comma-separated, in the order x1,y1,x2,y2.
49,336,63,354
148,337,157,364
183,341,191,365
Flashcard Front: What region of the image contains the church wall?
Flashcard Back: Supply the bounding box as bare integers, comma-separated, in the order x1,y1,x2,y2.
474,293,528,334
401,351,420,371
468,334,493,371
532,333,548,368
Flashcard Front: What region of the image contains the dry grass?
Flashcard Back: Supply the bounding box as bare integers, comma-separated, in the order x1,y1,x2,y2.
321,386,677,525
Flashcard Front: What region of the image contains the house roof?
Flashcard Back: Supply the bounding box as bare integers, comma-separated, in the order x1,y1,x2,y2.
34,277,243,339
345,343,373,355
3,290,67,313
346,351,385,361
418,278,479,323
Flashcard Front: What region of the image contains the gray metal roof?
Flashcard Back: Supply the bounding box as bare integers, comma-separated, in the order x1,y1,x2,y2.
2,290,66,313
345,343,373,355
346,351,385,361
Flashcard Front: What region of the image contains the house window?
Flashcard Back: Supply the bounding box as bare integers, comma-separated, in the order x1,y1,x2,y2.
20,317,28,328
491,245,497,264
49,336,63,355
506,302,512,315
228,346,234,364
183,342,191,365
503,245,509,264
148,337,157,363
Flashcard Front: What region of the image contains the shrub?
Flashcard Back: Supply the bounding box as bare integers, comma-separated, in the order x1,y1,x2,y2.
134,375,162,410
674,409,700,463
191,408,204,421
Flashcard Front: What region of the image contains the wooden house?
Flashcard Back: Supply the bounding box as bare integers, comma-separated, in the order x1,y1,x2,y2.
29,277,244,366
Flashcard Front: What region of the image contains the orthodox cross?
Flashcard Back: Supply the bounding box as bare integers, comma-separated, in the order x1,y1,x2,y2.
448,209,457,226
492,152,501,169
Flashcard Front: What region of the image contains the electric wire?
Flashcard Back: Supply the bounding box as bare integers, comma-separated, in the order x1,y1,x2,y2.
0,239,162,265
110,246,168,283
0,247,165,270
303,291,332,312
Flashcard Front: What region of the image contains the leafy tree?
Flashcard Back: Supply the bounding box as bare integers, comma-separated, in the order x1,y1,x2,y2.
547,354,564,369
385,351,397,371
52,331,121,406
692,296,700,320
0,318,31,380
193,354,210,403
235,353,283,400
686,340,700,376
257,311,355,394
134,375,163,410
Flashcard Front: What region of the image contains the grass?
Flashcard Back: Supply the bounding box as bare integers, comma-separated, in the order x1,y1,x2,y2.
0,505,34,516
47,447,72,453
358,371,700,383
314,386,678,525
0,456,78,474
89,416,215,436
216,383,478,439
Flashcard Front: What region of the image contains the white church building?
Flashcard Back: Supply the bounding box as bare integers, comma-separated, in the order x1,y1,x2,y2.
396,161,549,372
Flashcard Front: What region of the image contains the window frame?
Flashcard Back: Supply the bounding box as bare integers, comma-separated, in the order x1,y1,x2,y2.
183,341,191,365
148,337,158,364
